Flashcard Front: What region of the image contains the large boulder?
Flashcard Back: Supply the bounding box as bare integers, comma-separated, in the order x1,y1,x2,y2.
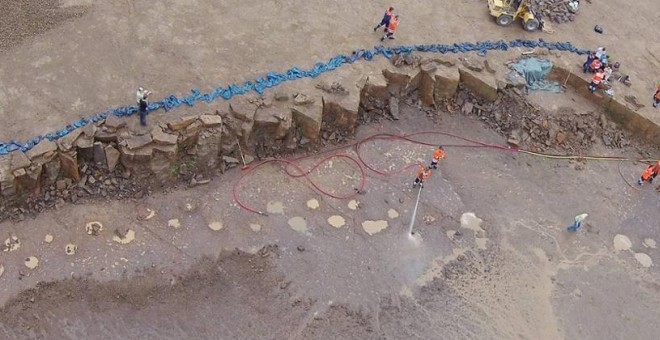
59,151,80,181
434,65,461,101
124,133,153,150
10,151,31,172
360,73,390,103
166,115,197,131
150,145,177,182
199,114,223,127
104,146,121,172
196,130,222,171
94,128,118,143
322,91,359,135
93,142,107,167
291,101,323,142
41,153,61,188
57,129,83,152
382,66,420,97
151,127,178,146
104,114,127,130
120,145,154,174
0,155,16,198
252,105,292,142
75,135,95,161
13,165,42,194
458,67,499,102
25,139,57,160
419,62,438,107
229,98,257,122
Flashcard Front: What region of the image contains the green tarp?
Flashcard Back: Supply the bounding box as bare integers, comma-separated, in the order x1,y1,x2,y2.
510,57,563,93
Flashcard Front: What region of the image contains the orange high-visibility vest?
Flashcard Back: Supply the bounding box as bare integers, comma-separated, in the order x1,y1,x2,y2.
388,17,398,31
652,161,660,174
592,72,604,84
433,149,445,162
417,166,431,180
642,165,654,180
590,59,601,70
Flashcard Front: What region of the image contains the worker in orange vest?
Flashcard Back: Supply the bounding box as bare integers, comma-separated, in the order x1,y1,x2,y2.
588,57,602,73
638,161,660,185
381,15,399,41
653,82,660,108
588,68,604,92
430,146,446,169
412,165,431,188
374,7,394,32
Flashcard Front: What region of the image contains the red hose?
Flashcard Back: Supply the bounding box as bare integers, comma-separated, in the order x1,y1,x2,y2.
232,130,656,215
232,130,512,215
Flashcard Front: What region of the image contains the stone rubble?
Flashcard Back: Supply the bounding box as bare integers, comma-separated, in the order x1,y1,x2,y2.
453,89,630,153
0,51,652,222
529,0,578,24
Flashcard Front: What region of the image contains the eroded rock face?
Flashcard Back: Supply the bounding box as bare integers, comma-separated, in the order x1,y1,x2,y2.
196,130,222,173
382,67,420,97
458,67,499,102
59,151,80,181
152,128,178,146
291,101,323,142
0,155,16,198
252,105,291,142
419,63,438,107
434,66,460,102
104,146,120,172
229,98,257,123
25,139,57,160
150,145,177,182
166,116,198,131
322,91,359,135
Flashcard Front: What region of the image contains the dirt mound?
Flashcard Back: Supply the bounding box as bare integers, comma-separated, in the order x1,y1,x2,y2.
0,246,300,338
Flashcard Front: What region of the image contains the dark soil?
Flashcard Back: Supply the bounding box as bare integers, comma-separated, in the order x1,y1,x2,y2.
0,0,89,53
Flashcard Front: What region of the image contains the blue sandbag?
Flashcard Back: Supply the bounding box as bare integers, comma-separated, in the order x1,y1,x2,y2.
0,39,588,155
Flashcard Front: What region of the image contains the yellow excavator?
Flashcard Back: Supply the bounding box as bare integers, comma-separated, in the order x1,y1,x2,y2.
487,0,541,31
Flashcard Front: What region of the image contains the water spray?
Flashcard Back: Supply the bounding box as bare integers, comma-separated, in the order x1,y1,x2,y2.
407,185,423,237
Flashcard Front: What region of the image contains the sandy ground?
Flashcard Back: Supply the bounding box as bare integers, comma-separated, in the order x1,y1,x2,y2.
1,97,659,338
0,0,659,143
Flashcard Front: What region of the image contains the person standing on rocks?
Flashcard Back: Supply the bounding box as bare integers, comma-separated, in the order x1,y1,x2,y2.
373,7,394,32
381,15,399,41
412,165,431,189
136,87,152,126
430,146,445,169
566,213,588,232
